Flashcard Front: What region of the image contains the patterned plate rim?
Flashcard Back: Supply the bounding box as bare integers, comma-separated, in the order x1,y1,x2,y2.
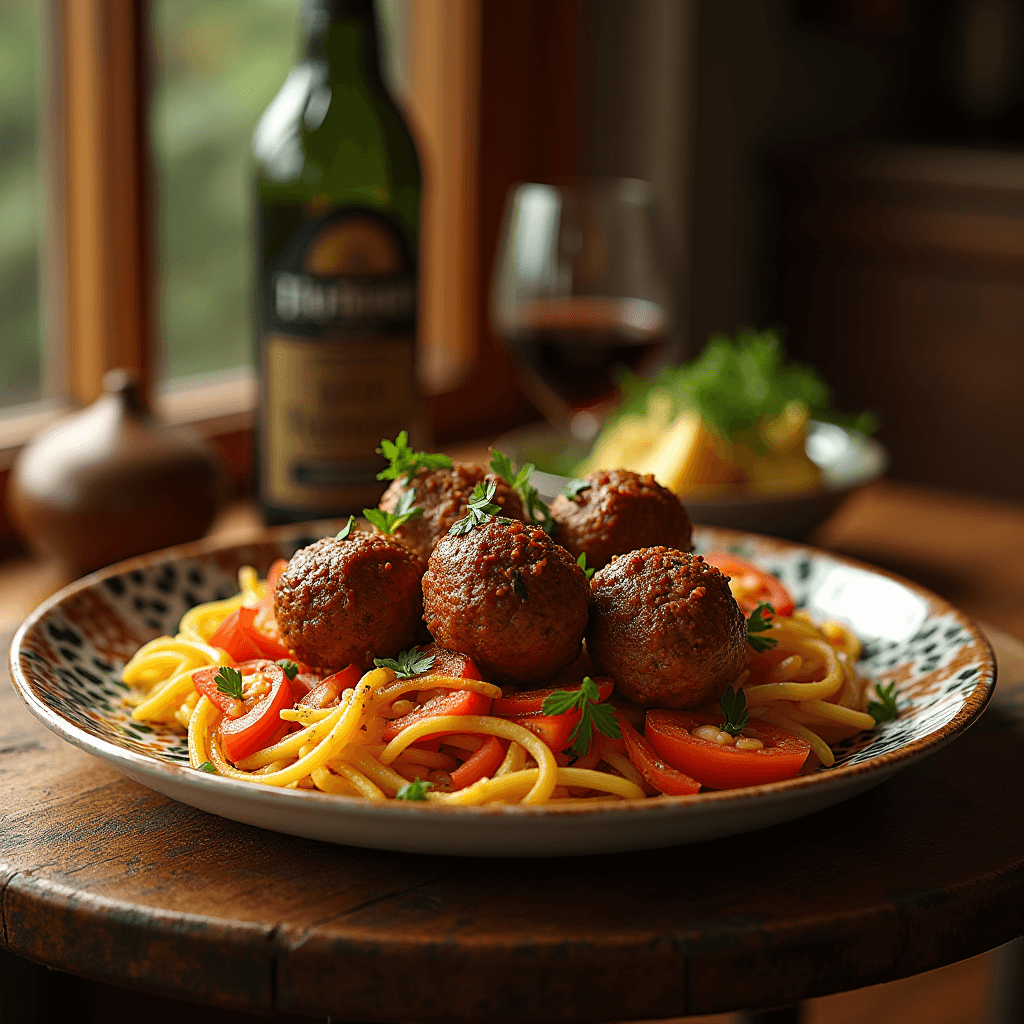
9,523,997,818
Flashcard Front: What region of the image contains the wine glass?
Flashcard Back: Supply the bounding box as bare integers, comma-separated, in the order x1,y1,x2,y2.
490,179,673,440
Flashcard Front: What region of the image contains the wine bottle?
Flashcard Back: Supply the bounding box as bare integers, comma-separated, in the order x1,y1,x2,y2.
253,0,422,524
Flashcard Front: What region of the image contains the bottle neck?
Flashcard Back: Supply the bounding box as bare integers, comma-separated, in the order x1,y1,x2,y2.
302,0,383,86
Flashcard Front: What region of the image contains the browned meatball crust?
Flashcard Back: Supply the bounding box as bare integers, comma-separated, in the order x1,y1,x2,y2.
550,469,692,570
586,548,746,708
422,519,589,685
275,532,426,672
379,462,524,562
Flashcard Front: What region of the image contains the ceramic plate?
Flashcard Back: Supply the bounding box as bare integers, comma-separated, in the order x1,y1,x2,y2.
10,525,994,857
498,420,889,539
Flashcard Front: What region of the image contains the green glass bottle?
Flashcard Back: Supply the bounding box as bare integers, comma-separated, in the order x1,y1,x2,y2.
253,0,422,524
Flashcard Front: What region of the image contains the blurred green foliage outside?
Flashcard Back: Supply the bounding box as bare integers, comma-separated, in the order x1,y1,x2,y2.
152,0,300,382
0,0,41,409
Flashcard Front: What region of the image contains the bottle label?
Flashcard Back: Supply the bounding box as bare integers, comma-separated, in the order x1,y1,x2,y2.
258,209,420,514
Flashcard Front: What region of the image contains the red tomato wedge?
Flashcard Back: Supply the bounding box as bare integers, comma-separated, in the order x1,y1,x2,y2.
646,710,810,790
381,689,492,742
702,552,795,617
502,711,580,753
491,677,614,716
299,664,361,709
218,664,295,763
415,643,483,681
450,735,506,790
210,606,293,663
617,712,701,796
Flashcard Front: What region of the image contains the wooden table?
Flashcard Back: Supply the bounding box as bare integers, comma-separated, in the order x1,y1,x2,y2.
1,481,1023,1022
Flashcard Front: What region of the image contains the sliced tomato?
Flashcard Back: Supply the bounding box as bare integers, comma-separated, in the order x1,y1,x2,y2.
210,606,293,663
702,552,795,617
416,643,483,681
492,677,614,716
299,664,361,709
192,666,243,717
449,735,506,790
381,689,492,742
218,664,295,763
617,712,701,796
646,710,810,790
502,711,580,753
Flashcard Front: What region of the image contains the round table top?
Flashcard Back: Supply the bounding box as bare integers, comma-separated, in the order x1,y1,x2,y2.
1,625,1022,1021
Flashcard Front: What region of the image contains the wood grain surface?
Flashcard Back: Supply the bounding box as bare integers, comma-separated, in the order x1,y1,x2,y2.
1,625,1022,1022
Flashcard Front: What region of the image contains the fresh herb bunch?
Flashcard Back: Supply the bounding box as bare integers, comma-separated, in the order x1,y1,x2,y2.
377,431,452,483
541,676,621,758
867,681,902,724
395,777,433,801
719,686,749,736
363,490,424,535
449,480,504,536
276,659,299,680
335,516,356,540
489,450,553,533
607,328,878,449
374,648,436,678
576,552,595,580
215,666,245,700
562,478,591,501
745,601,777,653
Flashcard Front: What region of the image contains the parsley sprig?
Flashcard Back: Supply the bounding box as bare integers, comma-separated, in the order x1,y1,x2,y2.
489,450,553,533
276,659,298,680
363,490,424,535
373,648,437,678
449,480,503,536
746,601,777,653
719,686,749,736
576,552,595,581
562,478,591,501
540,676,621,758
867,681,902,725
215,666,244,700
335,516,356,540
197,761,217,773
376,431,452,483
396,777,433,801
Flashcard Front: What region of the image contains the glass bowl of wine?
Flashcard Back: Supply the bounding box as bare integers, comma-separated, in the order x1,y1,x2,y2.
491,179,674,441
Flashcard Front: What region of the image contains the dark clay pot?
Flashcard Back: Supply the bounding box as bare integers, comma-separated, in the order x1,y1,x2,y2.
8,370,224,573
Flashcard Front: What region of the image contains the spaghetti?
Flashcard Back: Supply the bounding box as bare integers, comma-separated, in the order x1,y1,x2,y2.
122,562,878,802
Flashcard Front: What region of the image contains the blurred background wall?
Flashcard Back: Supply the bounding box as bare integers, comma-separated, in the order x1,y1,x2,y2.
0,0,1021,555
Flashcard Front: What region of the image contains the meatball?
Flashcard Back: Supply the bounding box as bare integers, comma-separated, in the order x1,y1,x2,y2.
550,469,692,570
586,548,746,708
422,519,589,685
275,531,426,672
379,462,524,562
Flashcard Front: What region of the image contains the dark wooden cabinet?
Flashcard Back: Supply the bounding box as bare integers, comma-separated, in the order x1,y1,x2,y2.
775,145,1024,500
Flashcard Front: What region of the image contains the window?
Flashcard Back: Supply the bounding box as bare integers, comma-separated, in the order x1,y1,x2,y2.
0,0,43,410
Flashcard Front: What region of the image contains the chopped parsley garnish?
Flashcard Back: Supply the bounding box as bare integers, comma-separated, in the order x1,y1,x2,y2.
374,648,436,678
276,659,298,680
511,569,528,599
215,666,245,700
197,761,217,773
746,601,777,653
489,449,554,533
376,431,452,483
541,676,621,758
335,515,356,540
363,489,424,535
395,777,433,801
576,552,595,580
449,480,503,536
719,685,749,736
562,478,591,501
867,681,902,725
